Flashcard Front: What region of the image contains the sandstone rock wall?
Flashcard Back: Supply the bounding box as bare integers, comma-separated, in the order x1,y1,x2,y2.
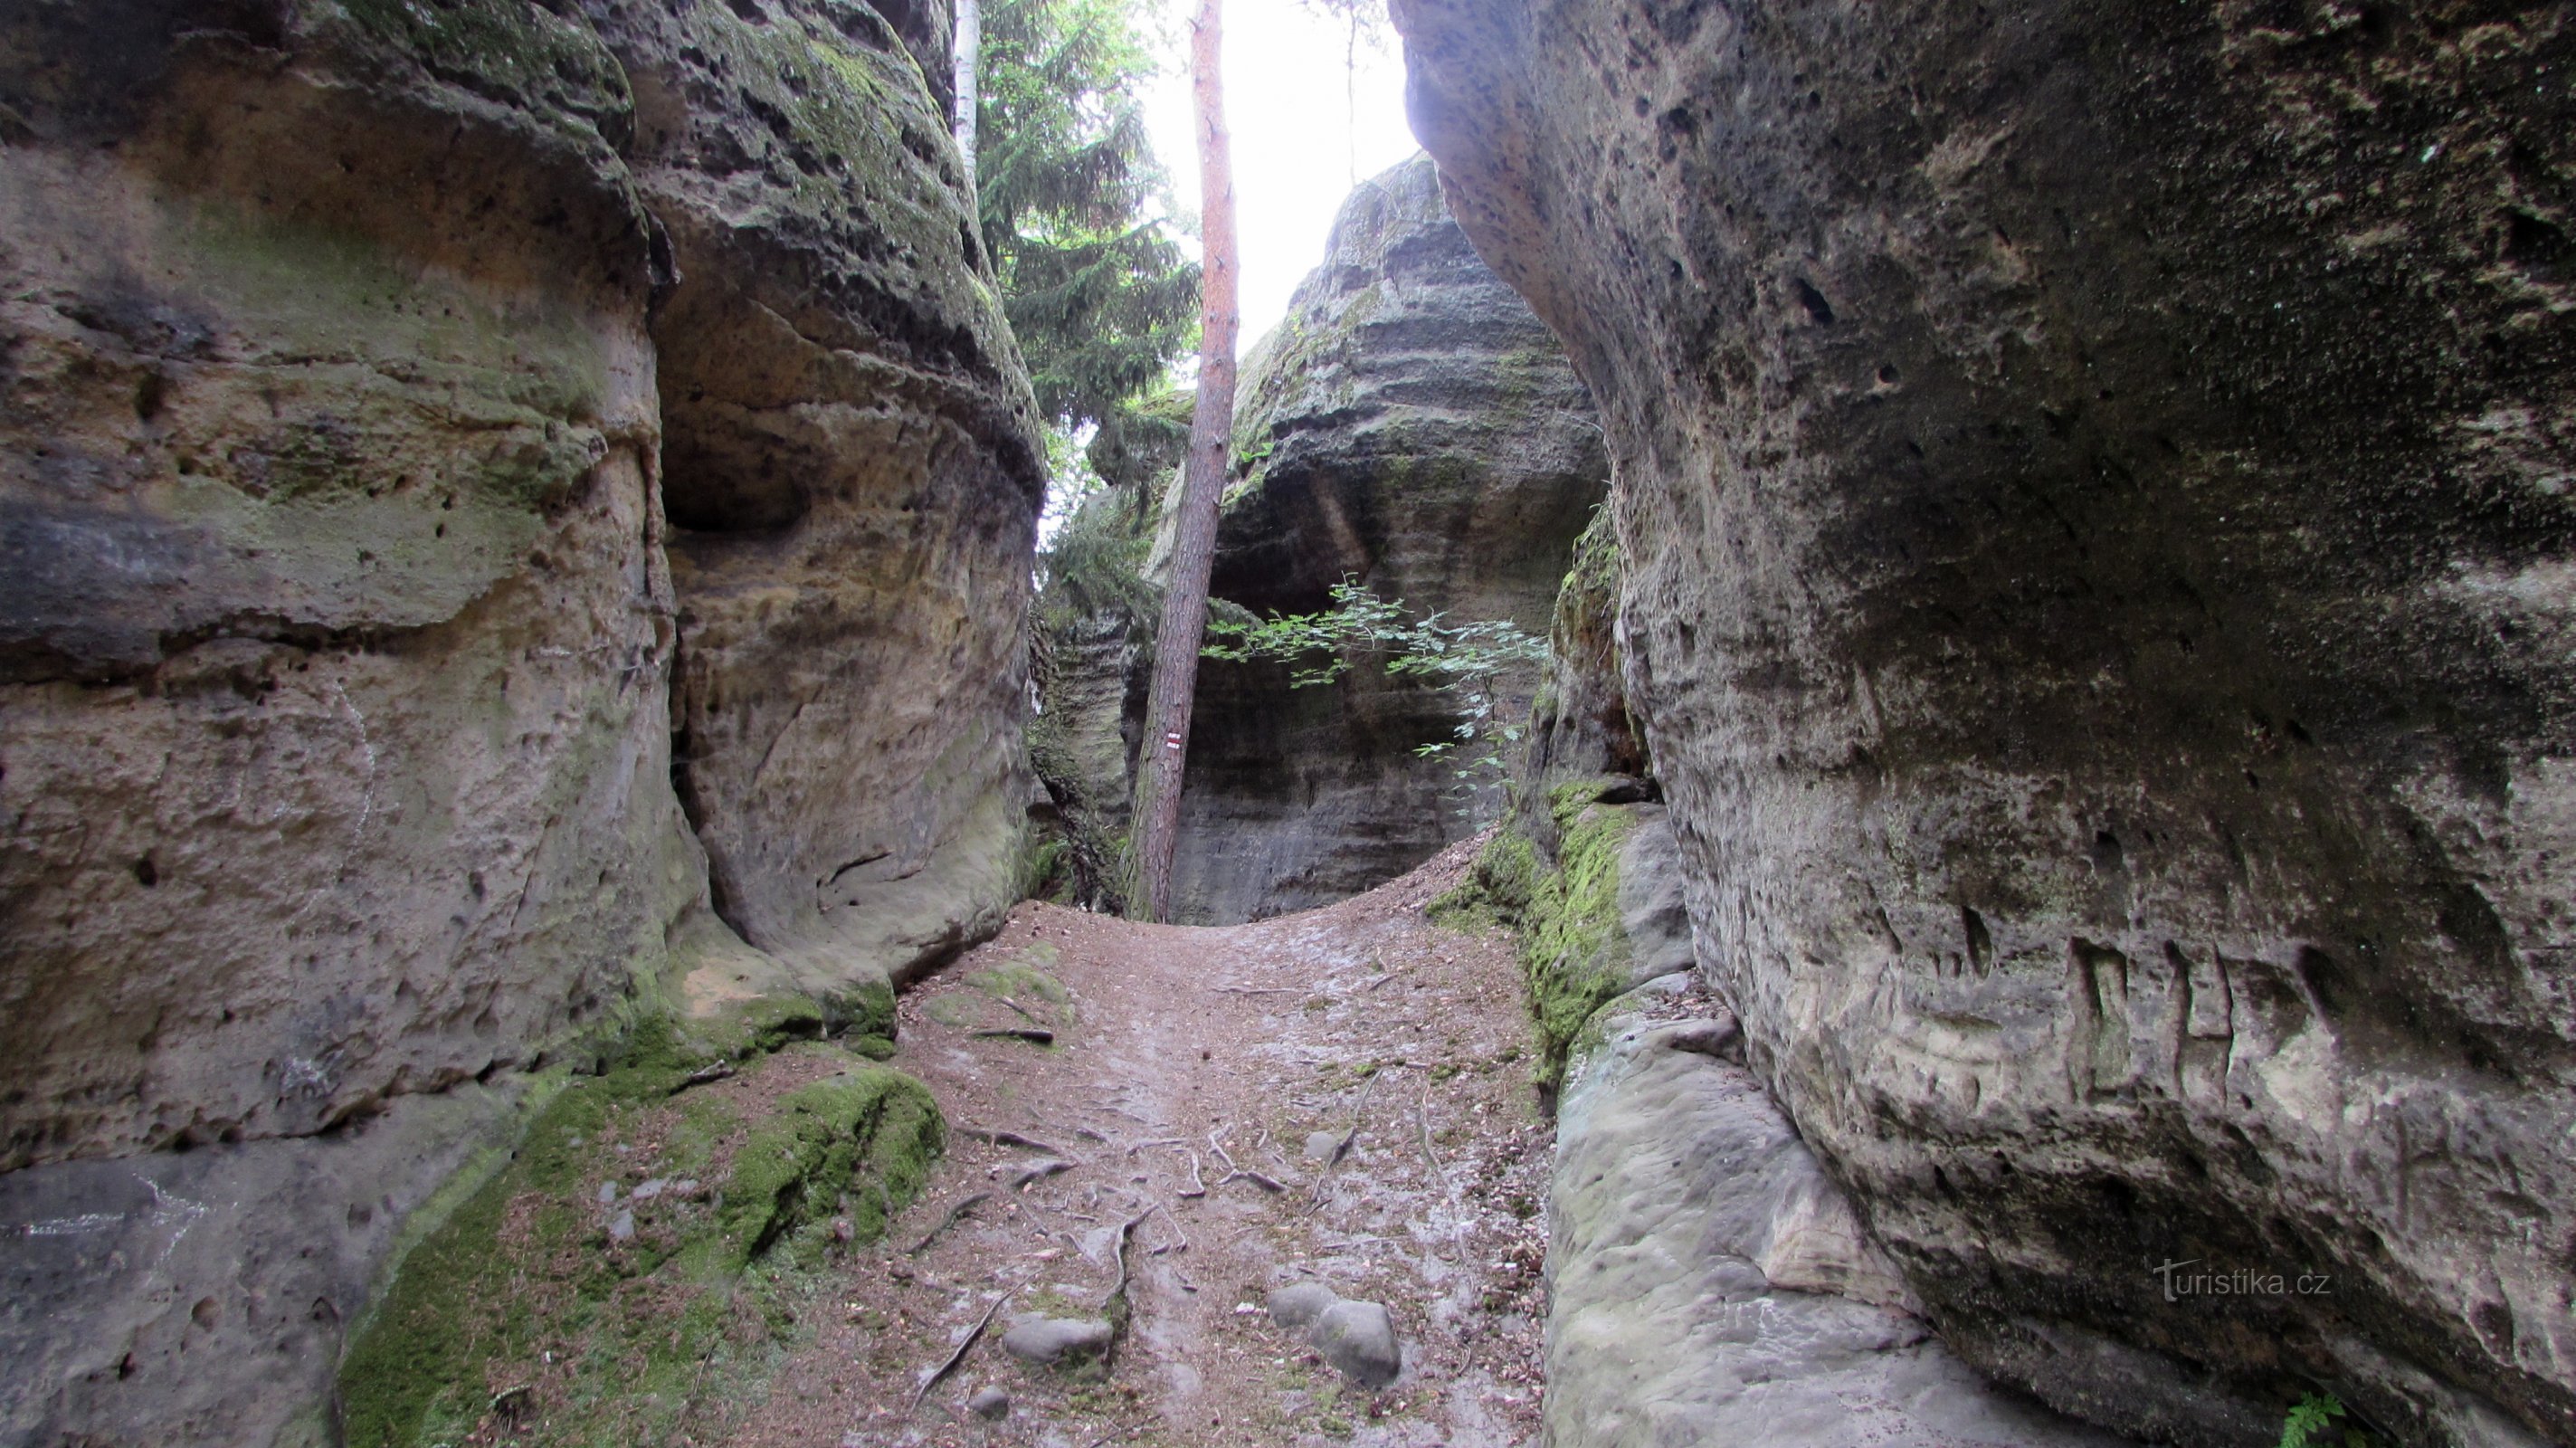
623,0,1043,1005
0,0,694,1176
1398,0,2576,1443
0,2,1040,1441
1170,154,1609,922
1549,996,2135,1448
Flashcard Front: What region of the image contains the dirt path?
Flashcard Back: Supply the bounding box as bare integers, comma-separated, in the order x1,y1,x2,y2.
733,840,1551,1448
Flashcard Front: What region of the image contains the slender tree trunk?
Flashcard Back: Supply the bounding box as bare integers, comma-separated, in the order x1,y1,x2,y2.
1133,0,1237,922
953,0,982,188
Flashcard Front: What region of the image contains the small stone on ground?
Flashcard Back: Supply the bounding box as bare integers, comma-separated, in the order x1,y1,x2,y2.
999,1314,1115,1367
1308,1299,1402,1388
1266,1282,1339,1330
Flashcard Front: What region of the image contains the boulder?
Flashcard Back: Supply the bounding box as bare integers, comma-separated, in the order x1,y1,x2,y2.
628,0,1045,1006
1172,154,1607,923
1398,0,2576,1441
1267,1281,1343,1330
1032,154,1609,924
1264,1281,1404,1390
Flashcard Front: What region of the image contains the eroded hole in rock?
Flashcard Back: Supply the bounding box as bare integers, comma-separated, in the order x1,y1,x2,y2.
660,455,809,535
2504,207,2569,281
1792,275,1836,324
1961,904,1992,974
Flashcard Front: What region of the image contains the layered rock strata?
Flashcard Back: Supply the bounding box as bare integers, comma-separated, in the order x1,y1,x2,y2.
1397,0,2576,1442
0,2,1039,1441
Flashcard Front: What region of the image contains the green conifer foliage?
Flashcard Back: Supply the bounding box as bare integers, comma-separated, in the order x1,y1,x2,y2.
977,0,1199,445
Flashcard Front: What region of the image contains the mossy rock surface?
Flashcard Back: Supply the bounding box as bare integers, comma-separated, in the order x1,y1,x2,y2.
338,1023,941,1448
1432,778,1640,1092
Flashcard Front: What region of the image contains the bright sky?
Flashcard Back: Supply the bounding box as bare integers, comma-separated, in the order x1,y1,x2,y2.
1140,0,1421,354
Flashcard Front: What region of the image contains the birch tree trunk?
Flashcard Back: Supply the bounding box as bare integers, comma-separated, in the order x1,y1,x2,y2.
953,0,981,188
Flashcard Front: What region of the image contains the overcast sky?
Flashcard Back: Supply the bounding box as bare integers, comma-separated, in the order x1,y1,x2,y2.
1139,0,1421,354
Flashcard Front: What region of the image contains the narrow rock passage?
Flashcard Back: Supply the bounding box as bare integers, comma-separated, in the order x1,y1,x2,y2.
735,841,1552,1447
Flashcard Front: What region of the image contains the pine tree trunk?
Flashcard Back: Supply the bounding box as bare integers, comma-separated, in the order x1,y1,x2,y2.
953,0,982,187
1133,0,1237,922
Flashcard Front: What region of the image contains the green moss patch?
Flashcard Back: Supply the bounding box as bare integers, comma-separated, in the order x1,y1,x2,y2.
964,945,1074,1025
337,0,632,153
1433,781,1640,1093
826,976,900,1059
339,1026,941,1448
1520,802,1638,1089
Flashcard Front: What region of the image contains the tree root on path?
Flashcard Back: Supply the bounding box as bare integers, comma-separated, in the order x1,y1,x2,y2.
908,1191,993,1255
1099,1206,1153,1310
1206,1123,1292,1195
1307,1073,1384,1211
959,1126,1074,1157
1008,1158,1074,1191
669,1061,735,1094
1149,1199,1190,1253
908,1291,1009,1416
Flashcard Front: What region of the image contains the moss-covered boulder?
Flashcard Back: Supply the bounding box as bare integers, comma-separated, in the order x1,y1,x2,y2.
340,1032,941,1448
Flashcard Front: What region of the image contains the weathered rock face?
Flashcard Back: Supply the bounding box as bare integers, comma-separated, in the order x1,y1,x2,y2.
0,0,693,1175
1029,485,1162,912
1506,506,1648,844
0,2,1037,1442
1169,153,1608,923
1398,1,2576,1443
1550,996,2134,1448
631,0,1044,1002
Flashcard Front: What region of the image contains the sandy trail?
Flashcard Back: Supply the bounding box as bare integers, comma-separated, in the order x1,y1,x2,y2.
733,840,1551,1448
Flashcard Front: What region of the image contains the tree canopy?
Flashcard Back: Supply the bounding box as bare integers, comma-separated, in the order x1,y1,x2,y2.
977,0,1199,462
